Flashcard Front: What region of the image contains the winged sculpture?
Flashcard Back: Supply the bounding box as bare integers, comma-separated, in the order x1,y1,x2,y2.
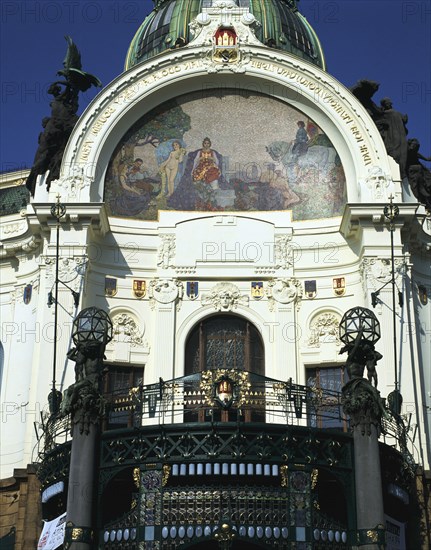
26,36,102,194
57,35,102,92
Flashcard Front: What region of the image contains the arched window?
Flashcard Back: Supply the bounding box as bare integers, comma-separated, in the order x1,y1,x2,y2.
185,316,265,422
185,315,264,376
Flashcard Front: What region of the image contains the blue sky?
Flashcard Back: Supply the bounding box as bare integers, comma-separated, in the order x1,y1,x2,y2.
1,0,430,173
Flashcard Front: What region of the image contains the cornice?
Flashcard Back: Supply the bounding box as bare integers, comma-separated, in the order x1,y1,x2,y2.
28,203,110,236
340,203,420,239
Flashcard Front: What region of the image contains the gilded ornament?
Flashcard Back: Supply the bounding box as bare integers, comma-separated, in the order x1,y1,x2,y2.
280,465,288,487
311,468,318,489
71,528,84,540
133,467,140,488
366,529,379,543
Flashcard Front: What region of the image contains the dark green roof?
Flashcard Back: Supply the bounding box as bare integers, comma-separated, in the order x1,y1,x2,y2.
125,0,325,70
0,186,30,217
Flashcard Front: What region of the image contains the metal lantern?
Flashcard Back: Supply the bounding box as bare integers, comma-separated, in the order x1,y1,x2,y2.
339,306,380,345
71,307,113,346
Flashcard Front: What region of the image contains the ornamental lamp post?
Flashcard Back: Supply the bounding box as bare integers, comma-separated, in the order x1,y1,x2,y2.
339,306,381,345
71,307,113,347
48,195,67,416
339,306,385,549
64,307,112,550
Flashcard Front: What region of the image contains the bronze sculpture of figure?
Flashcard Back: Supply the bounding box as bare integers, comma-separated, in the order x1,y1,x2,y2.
405,138,431,211
26,36,101,194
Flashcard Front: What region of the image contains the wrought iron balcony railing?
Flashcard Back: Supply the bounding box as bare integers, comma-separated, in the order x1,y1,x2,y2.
105,370,347,428
34,369,419,469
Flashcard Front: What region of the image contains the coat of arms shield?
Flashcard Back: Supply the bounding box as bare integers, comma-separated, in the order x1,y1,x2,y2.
133,280,146,298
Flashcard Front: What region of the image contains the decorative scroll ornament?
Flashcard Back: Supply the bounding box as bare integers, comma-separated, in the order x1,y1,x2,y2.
311,469,319,489
308,312,341,348
267,278,302,311
111,313,144,347
162,465,171,487
280,465,288,487
157,234,176,269
0,219,27,238
274,235,294,269
201,282,249,311
50,174,91,201
149,278,184,309
133,467,140,488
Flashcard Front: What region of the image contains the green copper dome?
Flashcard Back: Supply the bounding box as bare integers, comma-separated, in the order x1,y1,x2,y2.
125,0,325,70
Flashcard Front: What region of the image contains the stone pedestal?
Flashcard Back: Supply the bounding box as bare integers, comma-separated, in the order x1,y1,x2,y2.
342,379,386,549
65,422,99,549
352,424,385,548
62,340,108,549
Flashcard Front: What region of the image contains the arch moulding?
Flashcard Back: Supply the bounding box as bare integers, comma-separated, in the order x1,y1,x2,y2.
174,304,272,379
48,46,393,206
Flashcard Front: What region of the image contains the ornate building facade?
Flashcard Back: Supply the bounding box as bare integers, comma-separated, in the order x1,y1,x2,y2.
0,1,430,548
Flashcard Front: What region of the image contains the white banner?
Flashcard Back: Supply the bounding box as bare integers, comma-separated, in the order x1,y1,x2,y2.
37,512,66,550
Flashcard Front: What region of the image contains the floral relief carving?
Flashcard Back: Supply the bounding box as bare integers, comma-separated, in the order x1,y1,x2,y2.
111,313,144,347
274,235,294,270
308,312,341,348
157,234,176,269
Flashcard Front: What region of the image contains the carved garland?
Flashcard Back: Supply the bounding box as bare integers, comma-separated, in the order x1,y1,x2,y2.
308,312,341,348
111,313,144,347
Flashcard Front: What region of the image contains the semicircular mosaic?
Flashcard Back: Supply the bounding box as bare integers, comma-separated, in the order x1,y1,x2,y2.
104,90,346,220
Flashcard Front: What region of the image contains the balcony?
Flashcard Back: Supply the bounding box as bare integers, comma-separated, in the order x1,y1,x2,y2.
36,369,417,486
